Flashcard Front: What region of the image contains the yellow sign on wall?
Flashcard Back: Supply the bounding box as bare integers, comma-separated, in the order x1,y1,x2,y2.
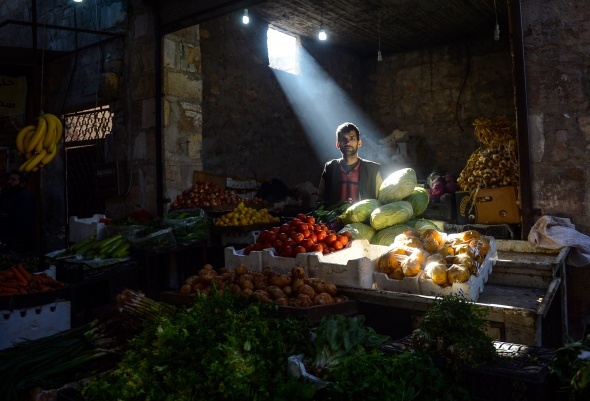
0,75,27,116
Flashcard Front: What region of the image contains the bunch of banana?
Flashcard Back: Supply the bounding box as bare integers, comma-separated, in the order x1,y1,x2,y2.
15,113,63,172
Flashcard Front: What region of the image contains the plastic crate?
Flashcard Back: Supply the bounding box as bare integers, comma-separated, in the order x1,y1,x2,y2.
69,214,107,242
465,342,556,401
444,223,515,239
380,337,557,401
56,258,137,283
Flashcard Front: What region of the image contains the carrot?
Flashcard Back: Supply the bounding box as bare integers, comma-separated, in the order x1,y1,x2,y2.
0,270,15,279
38,285,51,292
0,280,19,288
17,264,33,281
18,286,27,294
10,266,28,285
0,287,18,295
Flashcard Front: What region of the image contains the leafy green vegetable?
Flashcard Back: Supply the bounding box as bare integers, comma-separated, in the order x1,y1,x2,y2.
339,199,381,224
370,223,412,246
378,167,417,204
403,186,430,217
321,350,467,401
370,200,414,231
411,295,496,369
305,315,389,379
550,334,590,400
338,222,376,242
82,290,315,401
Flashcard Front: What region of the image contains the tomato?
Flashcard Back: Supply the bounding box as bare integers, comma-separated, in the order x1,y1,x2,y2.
272,239,283,249
280,223,291,233
283,238,295,248
342,231,353,240
337,235,349,246
333,240,343,250
316,230,327,241
293,246,307,256
270,226,280,234
296,213,308,221
279,245,293,257
290,218,302,227
309,233,318,244
278,232,289,242
300,238,314,251
325,234,337,245
294,223,305,233
322,248,330,255
291,232,304,244
305,216,316,225
313,224,323,233
244,244,254,255
262,242,273,249
302,229,311,239
312,243,324,253
253,243,264,251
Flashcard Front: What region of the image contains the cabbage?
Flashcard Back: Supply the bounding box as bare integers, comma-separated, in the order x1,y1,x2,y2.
413,218,440,233
339,199,381,224
339,223,376,242
403,187,429,217
370,224,411,246
378,168,417,204
370,200,414,231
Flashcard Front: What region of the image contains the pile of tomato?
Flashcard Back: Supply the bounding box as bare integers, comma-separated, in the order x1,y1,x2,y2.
243,213,352,257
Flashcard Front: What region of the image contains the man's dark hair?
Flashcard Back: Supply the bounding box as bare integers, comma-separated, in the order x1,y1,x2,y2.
336,122,360,141
9,169,28,184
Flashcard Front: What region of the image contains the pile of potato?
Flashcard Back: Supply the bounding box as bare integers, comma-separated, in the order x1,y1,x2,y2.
179,264,348,307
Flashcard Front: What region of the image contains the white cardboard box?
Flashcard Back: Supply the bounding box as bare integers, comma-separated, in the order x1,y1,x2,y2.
0,300,71,350
69,214,107,242
373,271,421,294
306,239,389,289
224,246,264,272
417,237,497,301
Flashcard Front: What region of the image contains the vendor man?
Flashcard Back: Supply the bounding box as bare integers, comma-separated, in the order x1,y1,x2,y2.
318,122,382,204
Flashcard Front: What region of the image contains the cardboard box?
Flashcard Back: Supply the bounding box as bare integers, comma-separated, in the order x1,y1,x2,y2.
193,170,227,189
69,214,107,242
0,301,71,350
474,186,520,224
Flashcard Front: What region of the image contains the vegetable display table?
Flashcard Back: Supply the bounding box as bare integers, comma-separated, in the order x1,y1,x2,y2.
340,240,569,348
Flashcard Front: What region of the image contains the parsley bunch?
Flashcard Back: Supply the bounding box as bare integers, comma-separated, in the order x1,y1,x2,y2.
82,291,315,401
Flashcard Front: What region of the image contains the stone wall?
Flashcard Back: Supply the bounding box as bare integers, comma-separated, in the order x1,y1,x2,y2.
521,0,590,234
363,40,515,179
161,26,203,202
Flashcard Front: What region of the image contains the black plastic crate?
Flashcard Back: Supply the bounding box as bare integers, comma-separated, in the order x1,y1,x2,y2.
444,223,515,239
380,337,557,401
421,201,456,222
465,342,556,401
56,258,138,283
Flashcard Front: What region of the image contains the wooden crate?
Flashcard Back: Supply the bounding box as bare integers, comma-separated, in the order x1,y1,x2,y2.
193,170,227,189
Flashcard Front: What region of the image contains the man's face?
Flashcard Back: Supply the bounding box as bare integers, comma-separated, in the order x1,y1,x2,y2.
6,174,21,188
337,130,361,156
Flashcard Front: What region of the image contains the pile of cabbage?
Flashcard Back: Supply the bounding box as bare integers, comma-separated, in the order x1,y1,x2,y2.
338,167,439,246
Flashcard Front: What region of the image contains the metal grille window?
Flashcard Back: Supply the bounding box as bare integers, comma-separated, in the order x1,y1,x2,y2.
64,105,113,142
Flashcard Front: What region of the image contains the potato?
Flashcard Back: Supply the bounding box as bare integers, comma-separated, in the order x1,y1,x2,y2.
192,281,207,292
333,295,348,303
291,277,305,292
240,288,253,298
237,273,253,286
179,284,192,294
297,284,316,299
274,297,288,306
266,285,286,300
183,275,199,286
293,294,313,307
269,274,291,288
235,263,248,276
314,292,334,305
291,266,306,279
230,284,241,294
282,285,293,297
202,263,214,271
252,273,267,290
239,280,254,291
198,268,217,283
252,290,271,303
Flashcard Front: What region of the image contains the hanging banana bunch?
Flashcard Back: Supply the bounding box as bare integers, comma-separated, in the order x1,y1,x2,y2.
15,113,63,172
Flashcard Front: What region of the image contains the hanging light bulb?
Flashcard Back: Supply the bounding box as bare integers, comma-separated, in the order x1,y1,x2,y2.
493,0,500,41
242,9,249,25
377,9,382,61
73,0,84,2
318,1,327,41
